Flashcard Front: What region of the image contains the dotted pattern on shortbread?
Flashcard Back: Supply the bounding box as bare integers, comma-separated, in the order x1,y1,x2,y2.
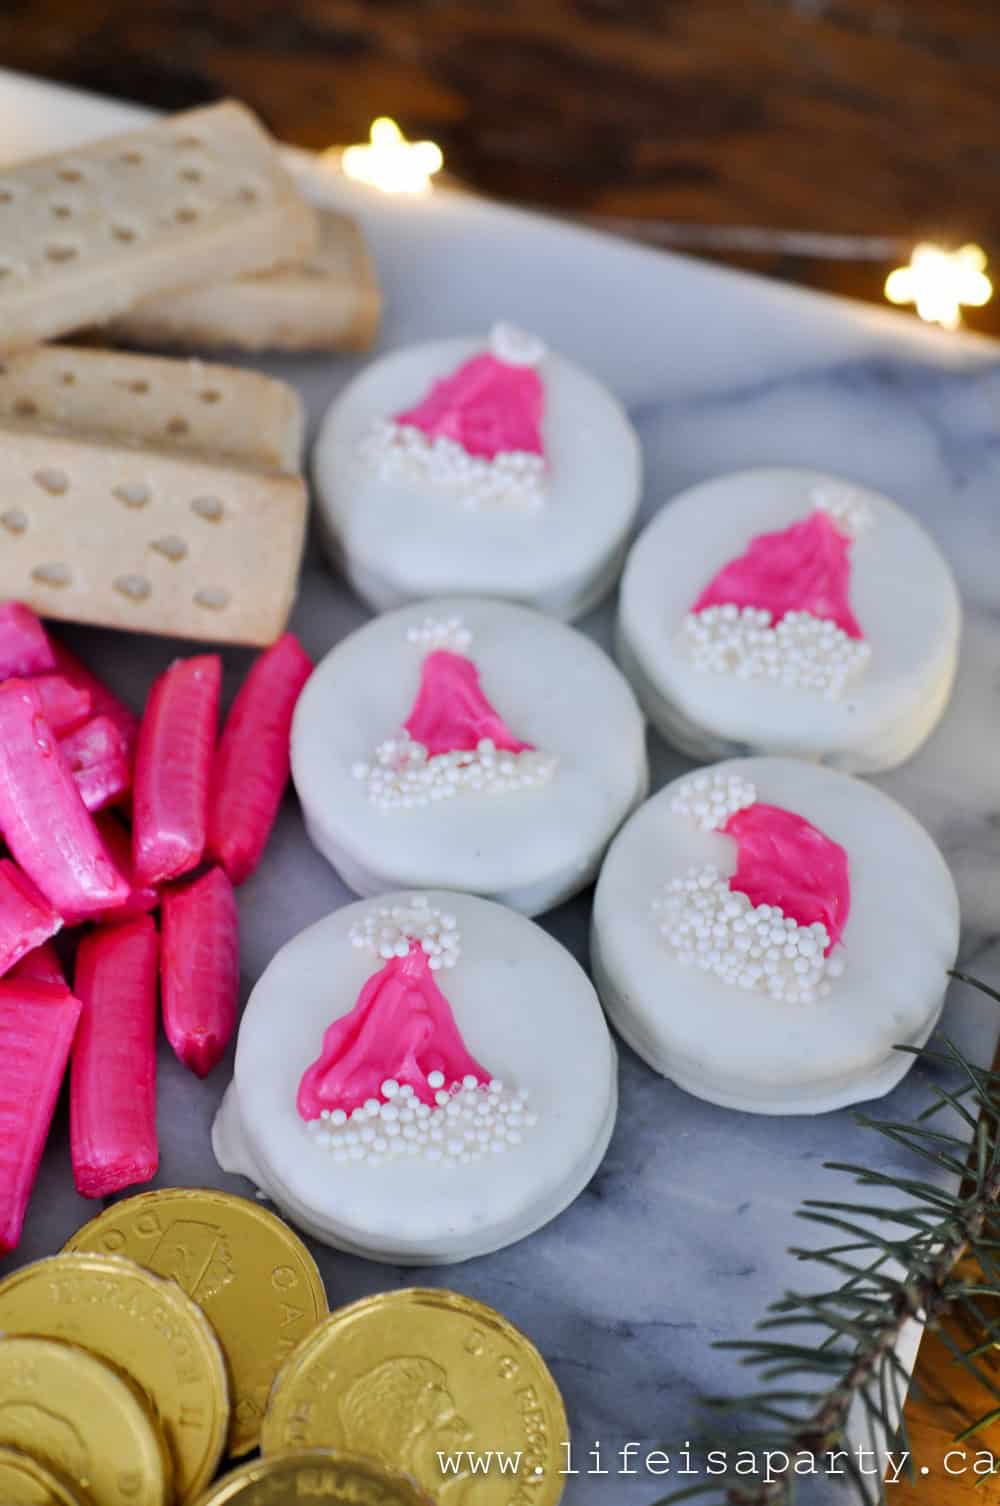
653,866,843,1005
0,347,306,644
670,771,758,831
0,118,279,297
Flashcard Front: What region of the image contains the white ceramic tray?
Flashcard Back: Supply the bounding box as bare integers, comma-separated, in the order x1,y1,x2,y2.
2,67,1000,1504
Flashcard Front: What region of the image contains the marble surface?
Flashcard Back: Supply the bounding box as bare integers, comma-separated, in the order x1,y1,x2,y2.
2,69,1000,1505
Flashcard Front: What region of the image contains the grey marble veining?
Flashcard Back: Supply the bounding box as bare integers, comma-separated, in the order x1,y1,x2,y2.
1,70,1000,1505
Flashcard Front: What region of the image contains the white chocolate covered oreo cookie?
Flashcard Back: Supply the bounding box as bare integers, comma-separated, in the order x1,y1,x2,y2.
592,757,959,1115
313,323,642,619
291,598,648,915
616,468,960,772
213,890,618,1263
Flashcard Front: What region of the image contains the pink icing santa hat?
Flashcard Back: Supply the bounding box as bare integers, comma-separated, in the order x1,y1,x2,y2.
363,324,548,509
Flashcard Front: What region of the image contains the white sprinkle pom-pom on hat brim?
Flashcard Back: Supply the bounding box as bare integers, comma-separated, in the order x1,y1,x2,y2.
353,728,559,812
683,606,872,700
358,418,547,511
653,865,842,1006
306,1077,539,1167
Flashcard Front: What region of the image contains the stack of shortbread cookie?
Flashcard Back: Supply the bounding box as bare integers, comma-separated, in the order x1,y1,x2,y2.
0,101,381,644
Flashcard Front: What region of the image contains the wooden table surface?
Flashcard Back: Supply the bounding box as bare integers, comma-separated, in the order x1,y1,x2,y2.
4,3,1000,1498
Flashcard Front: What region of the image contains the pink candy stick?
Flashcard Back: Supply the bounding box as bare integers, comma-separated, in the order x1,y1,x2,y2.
70,915,159,1198
49,639,140,758
89,812,159,922
60,715,133,814
0,978,82,1251
0,603,56,679
28,675,92,735
208,633,312,885
133,656,221,888
0,683,131,921
0,860,62,979
10,939,66,987
160,866,239,1078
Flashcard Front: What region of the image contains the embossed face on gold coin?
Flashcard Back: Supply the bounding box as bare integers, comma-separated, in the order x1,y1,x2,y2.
65,1188,328,1457
191,1449,434,1505
0,1443,86,1506
0,1338,170,1506
261,1289,569,1506
0,1253,229,1504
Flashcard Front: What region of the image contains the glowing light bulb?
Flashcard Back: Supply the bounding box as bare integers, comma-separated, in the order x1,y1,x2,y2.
338,116,444,195
884,242,992,330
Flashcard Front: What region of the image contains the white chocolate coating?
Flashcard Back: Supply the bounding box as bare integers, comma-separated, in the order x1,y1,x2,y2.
291,598,649,915
591,757,960,1115
313,336,642,620
616,468,960,773
213,891,618,1263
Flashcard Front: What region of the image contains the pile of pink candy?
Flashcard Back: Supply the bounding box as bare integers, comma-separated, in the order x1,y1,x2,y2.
0,603,312,1254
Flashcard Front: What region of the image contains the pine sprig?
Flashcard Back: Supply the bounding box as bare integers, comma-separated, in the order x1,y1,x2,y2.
663,973,1000,1505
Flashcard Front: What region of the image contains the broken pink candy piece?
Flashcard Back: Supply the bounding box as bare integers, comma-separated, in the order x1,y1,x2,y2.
60,715,133,814
298,942,490,1121
404,650,534,757
395,352,544,461
10,940,66,988
70,915,159,1198
0,978,81,1252
49,639,140,760
0,603,56,679
0,860,62,979
25,675,92,735
691,511,863,639
0,682,131,921
723,802,850,951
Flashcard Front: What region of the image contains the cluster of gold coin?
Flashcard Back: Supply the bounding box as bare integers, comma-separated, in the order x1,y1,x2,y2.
0,1188,568,1506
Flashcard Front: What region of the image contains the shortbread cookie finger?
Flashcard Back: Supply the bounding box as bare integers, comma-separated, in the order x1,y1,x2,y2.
0,100,317,354
0,346,307,646
105,210,381,353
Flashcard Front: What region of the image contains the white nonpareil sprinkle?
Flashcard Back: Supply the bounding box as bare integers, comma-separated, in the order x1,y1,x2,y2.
349,896,462,969
353,728,558,810
670,770,758,832
653,865,844,1005
683,605,872,699
405,615,473,653
306,1078,539,1167
359,419,546,511
810,485,874,536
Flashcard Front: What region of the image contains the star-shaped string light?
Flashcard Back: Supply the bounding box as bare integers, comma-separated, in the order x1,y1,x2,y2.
336,116,444,195
884,242,992,330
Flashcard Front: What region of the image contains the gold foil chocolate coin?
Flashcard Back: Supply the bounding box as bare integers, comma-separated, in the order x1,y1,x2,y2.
0,1444,85,1506
0,1337,170,1506
192,1449,434,1505
0,1253,229,1504
261,1288,568,1505
66,1187,328,1457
